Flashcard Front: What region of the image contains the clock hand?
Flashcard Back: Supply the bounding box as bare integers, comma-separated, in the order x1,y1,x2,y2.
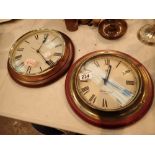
36,50,54,67
37,33,49,52
85,63,133,106
106,80,133,97
31,47,54,67
104,65,112,84
100,84,132,106
85,63,133,97
36,50,47,61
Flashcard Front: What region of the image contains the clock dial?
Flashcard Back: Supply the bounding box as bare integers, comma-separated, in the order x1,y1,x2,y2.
77,56,140,111
11,30,65,75
65,50,154,128
8,29,74,87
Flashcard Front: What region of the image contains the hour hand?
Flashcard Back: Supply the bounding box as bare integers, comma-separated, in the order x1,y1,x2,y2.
104,65,112,84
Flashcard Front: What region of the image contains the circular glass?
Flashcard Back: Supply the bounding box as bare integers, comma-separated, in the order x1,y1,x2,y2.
75,55,140,111
137,24,155,45
9,30,65,76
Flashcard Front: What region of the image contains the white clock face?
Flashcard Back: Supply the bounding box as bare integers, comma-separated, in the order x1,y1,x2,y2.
76,55,140,111
9,30,65,75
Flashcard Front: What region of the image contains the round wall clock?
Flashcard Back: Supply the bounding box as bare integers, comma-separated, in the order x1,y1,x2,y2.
65,50,154,128
8,29,74,87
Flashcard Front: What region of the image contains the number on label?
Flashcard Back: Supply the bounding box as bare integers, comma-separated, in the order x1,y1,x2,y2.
79,72,92,81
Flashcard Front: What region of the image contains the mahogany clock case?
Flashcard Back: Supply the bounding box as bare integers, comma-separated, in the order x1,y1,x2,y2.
7,30,75,87
65,50,154,128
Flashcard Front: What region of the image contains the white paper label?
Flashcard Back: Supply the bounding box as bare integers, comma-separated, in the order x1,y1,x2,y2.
79,72,92,81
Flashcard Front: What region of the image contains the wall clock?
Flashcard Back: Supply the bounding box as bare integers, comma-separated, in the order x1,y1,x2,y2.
8,29,74,87
65,50,154,128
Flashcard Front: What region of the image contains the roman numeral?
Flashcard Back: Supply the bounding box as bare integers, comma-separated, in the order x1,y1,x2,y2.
105,59,110,65
102,99,108,107
126,80,135,85
43,34,48,43
94,60,100,67
16,62,24,68
51,37,58,42
26,66,31,74
25,40,30,44
116,61,121,68
53,52,62,57
46,60,55,67
89,94,97,103
81,86,89,95
15,55,22,60
17,48,24,51
40,67,43,72
55,44,62,48
35,34,39,40
123,70,131,75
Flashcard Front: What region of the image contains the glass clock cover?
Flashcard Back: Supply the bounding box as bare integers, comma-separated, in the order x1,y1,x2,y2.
65,50,154,128
8,29,74,87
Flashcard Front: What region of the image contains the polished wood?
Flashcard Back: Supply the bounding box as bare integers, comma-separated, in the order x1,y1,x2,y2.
65,50,154,128
65,19,78,32
91,19,102,27
78,19,92,25
8,31,74,87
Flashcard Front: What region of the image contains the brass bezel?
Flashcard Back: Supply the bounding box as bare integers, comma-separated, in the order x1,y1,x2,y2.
72,50,142,112
9,29,66,76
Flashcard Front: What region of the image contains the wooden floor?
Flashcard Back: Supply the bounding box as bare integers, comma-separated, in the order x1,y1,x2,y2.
0,116,78,135
0,116,41,135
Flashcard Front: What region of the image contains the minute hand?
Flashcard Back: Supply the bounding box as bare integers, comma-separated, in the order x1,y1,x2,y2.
106,80,133,97
104,65,112,84
37,34,49,51
37,50,54,67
